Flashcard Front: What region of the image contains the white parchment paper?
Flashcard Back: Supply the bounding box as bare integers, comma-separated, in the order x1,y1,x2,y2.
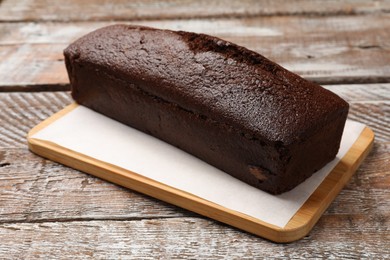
31,106,365,227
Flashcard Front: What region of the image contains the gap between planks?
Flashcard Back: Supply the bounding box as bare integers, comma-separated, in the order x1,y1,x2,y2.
0,216,189,225
0,84,70,92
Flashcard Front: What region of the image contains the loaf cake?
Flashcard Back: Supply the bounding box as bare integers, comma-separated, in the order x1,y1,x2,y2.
64,24,349,194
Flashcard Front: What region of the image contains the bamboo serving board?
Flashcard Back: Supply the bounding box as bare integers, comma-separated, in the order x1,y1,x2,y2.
27,104,374,243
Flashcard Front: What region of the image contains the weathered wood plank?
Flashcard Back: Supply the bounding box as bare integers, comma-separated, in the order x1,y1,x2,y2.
0,92,70,148
0,148,191,223
0,44,68,90
0,216,388,259
323,84,390,102
348,102,390,143
1,0,389,22
1,14,390,89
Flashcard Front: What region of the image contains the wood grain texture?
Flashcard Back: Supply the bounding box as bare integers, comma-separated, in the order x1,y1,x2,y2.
0,148,190,224
0,0,388,254
323,83,390,102
0,217,389,259
1,0,389,22
1,14,390,89
0,92,70,148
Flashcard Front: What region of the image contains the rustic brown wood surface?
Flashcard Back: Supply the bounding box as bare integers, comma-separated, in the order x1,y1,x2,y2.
1,0,389,22
1,14,390,90
0,0,389,258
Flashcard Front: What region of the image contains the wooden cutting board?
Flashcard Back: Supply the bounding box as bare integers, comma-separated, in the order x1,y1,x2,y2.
27,103,374,243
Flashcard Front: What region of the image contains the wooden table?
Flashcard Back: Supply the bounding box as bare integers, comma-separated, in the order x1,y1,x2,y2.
1,1,389,258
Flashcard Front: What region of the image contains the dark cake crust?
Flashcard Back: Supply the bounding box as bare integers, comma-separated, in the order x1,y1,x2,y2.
64,24,349,194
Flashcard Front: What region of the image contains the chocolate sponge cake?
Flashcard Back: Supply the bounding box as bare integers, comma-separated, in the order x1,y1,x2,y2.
64,24,349,194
